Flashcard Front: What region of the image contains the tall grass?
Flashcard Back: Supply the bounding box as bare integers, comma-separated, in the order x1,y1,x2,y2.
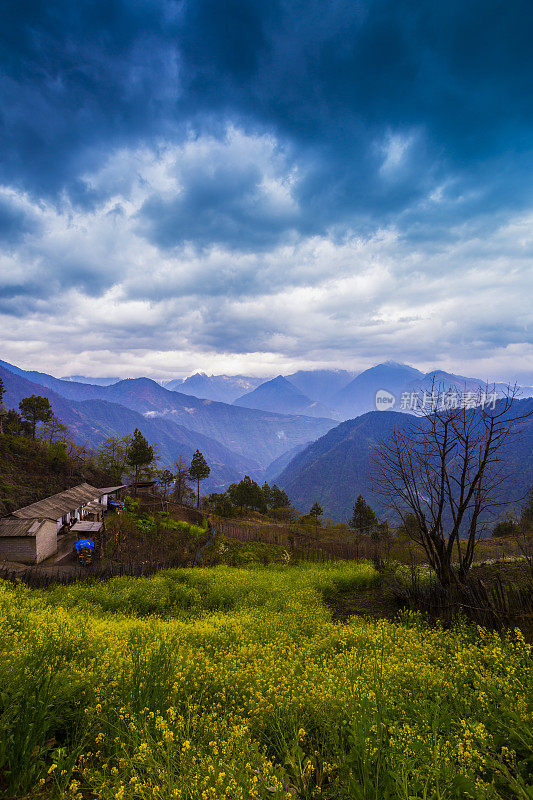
0,563,531,799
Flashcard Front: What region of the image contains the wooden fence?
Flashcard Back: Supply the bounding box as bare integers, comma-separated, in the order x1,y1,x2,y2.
215,519,382,562
0,556,190,589
0,503,387,590
139,501,383,563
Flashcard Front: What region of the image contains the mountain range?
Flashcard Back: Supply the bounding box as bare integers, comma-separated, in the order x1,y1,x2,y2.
157,363,533,420
52,363,533,421
0,361,335,490
2,357,532,518
285,369,357,403
0,365,256,491
61,375,120,386
330,361,424,418
275,398,533,523
164,373,265,403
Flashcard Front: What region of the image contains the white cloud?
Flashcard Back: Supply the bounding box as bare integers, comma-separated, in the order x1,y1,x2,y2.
378,131,417,179
0,129,532,385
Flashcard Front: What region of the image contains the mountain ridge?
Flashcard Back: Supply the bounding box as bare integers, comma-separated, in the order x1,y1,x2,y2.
0,361,336,474
276,398,533,522
0,365,260,491
234,375,337,418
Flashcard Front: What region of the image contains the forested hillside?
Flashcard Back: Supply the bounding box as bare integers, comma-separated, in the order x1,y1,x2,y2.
0,433,108,517
277,400,533,522
277,411,407,520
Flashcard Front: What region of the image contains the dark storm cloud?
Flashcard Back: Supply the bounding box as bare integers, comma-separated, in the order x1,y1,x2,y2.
187,0,532,161
0,195,40,244
0,0,182,199
1,0,532,231
176,0,533,233
0,0,532,381
138,152,300,251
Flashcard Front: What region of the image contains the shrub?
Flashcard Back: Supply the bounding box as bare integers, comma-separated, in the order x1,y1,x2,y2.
267,506,298,523
492,514,521,537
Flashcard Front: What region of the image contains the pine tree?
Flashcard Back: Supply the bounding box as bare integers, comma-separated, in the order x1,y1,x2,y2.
3,409,31,437
189,450,210,508
18,395,53,439
158,468,175,500
127,429,156,491
228,476,266,514
270,484,290,508
350,495,378,536
262,482,273,508
310,501,323,533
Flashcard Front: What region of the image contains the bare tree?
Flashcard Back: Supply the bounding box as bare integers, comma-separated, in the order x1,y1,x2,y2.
374,386,531,585
172,457,193,505
158,468,175,500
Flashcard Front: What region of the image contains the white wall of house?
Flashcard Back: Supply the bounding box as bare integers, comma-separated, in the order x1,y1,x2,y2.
35,520,58,563
55,502,95,531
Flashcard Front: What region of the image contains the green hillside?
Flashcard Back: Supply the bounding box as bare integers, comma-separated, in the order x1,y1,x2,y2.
0,434,107,517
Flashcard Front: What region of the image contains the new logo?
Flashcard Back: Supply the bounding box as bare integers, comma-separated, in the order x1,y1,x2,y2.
375,389,396,410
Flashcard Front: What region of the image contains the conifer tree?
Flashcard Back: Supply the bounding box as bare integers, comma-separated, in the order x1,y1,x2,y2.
227,476,266,514
189,450,210,508
158,468,175,500
127,429,156,492
349,494,378,536
262,482,273,508
270,484,290,508
18,395,53,439
310,501,323,533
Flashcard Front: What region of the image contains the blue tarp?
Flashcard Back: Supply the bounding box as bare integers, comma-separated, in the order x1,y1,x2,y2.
74,539,95,551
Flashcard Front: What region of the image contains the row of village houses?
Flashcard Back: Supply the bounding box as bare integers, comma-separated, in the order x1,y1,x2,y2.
0,483,127,564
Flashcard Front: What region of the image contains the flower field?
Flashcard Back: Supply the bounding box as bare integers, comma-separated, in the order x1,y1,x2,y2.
0,562,531,799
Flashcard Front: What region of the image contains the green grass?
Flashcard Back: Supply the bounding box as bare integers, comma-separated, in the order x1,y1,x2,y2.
0,562,531,800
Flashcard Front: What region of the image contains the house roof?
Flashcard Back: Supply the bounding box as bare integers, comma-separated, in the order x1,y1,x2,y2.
97,485,127,494
0,518,50,538
71,521,103,534
11,483,101,521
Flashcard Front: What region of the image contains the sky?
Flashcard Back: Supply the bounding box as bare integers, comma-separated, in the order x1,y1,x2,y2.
0,0,532,383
